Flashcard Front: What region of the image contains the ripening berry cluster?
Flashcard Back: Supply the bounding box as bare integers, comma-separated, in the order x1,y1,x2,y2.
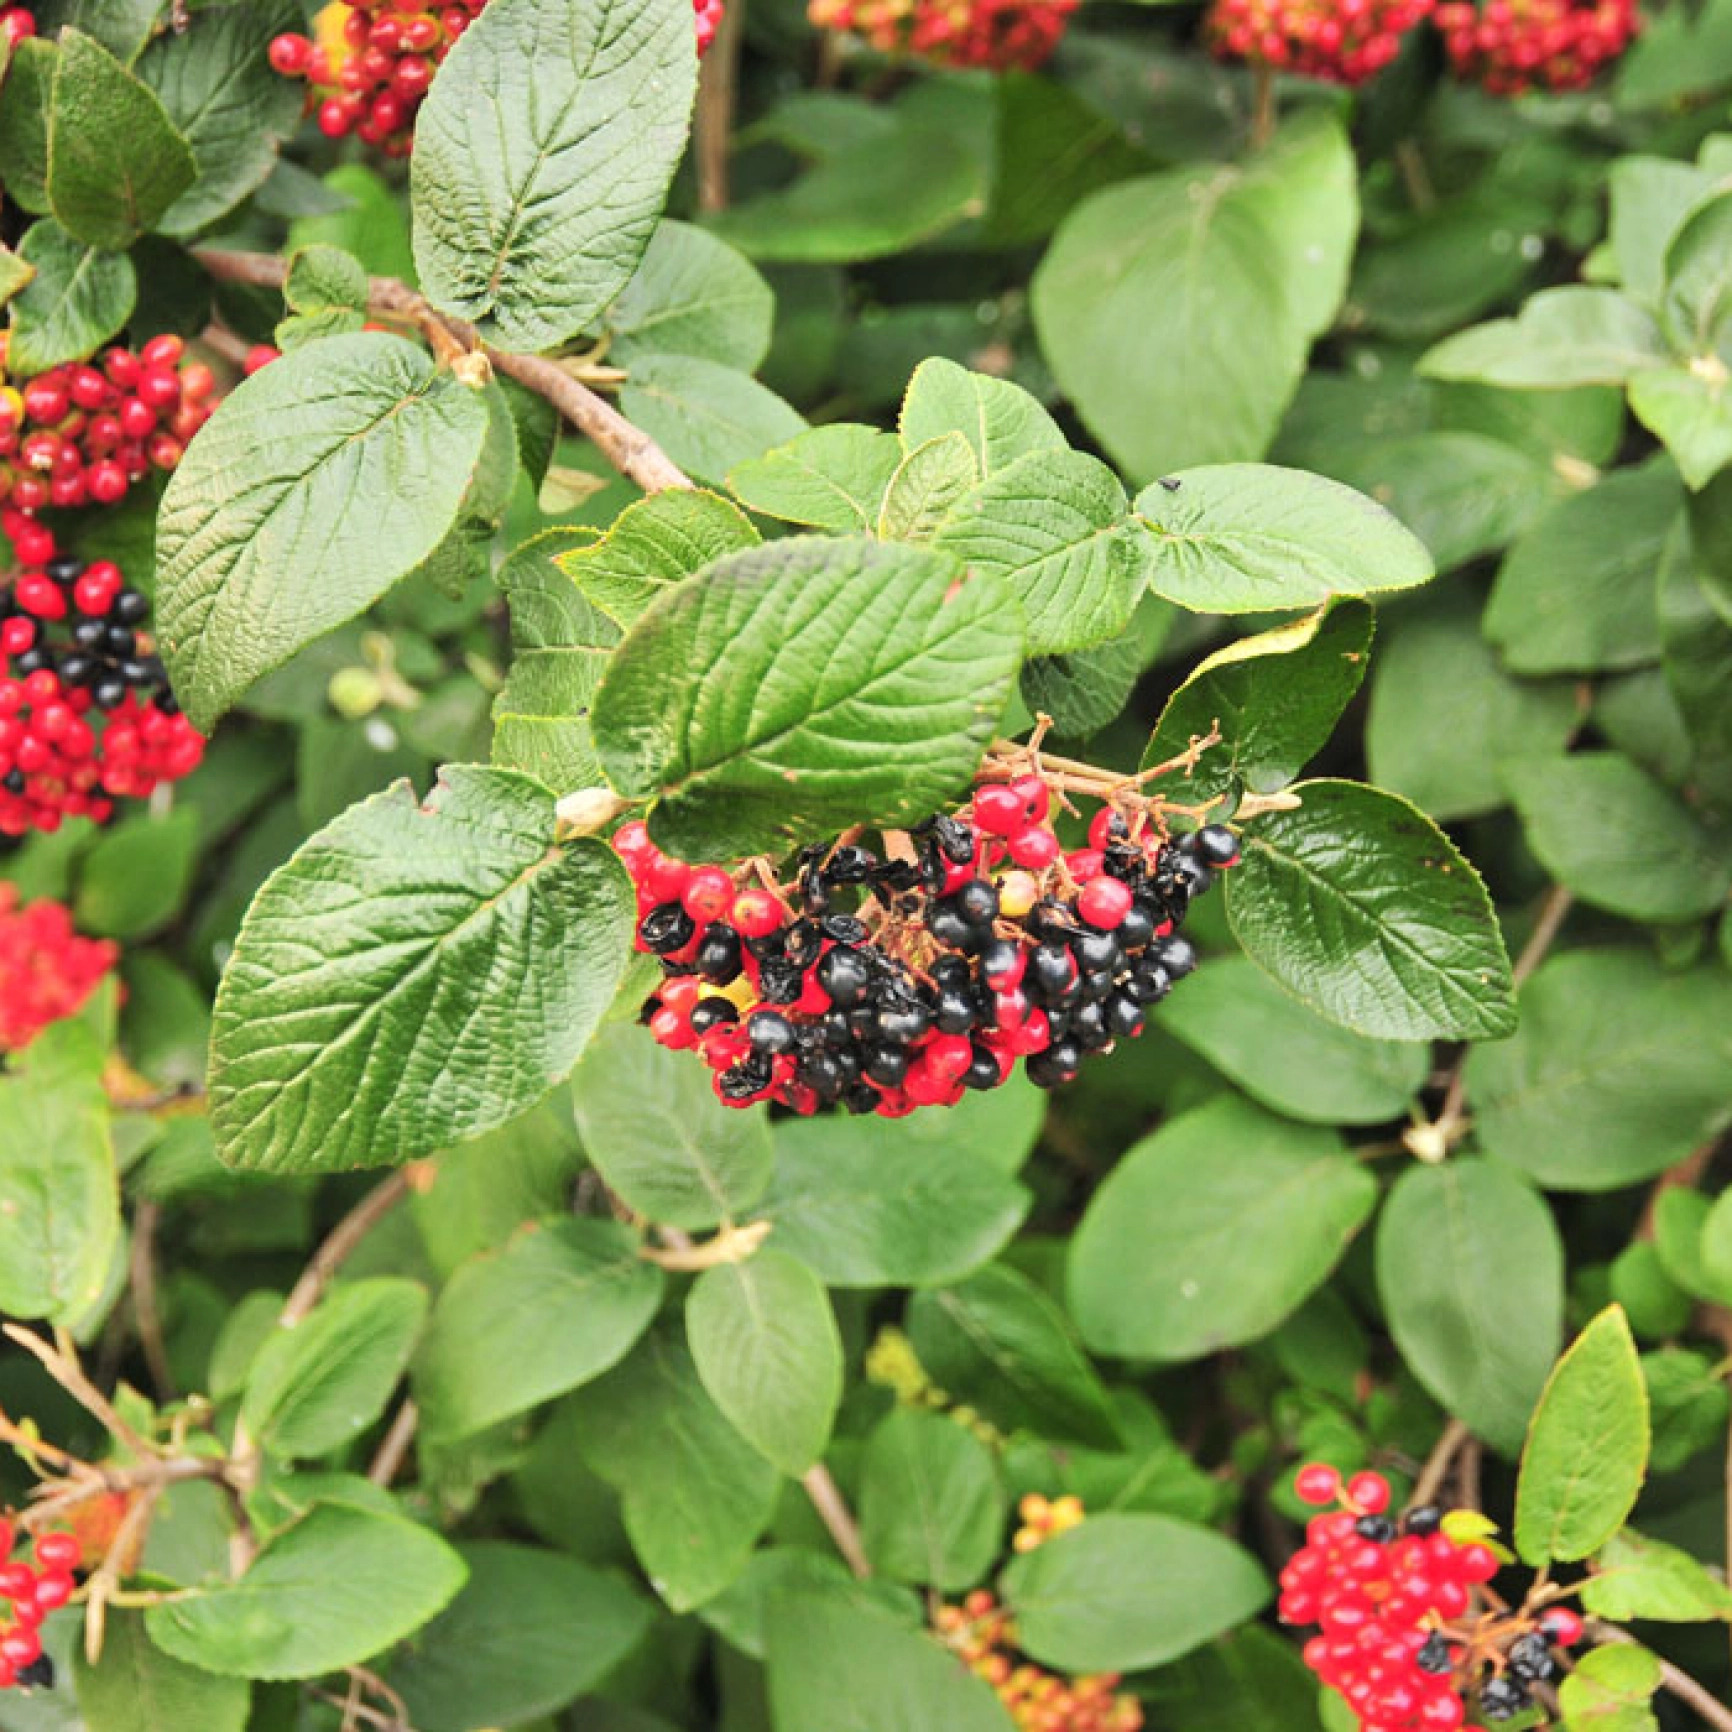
806,0,1078,71
936,1590,1142,1732
616,780,1237,1117
0,528,204,835
1012,1492,1085,1553
0,335,214,515
1204,0,1434,81
0,888,117,1051
0,1524,80,1692
0,6,33,47
1284,1465,1584,1731
269,0,721,152
1434,0,1638,90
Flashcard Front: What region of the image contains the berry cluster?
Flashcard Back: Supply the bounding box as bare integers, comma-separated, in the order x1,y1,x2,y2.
0,335,214,515
1204,0,1434,81
1434,0,1638,91
937,1589,1142,1731
1284,1465,1584,1731
806,0,1078,71
269,0,721,153
0,531,204,835
0,6,33,48
0,1523,80,1692
617,776,1238,1117
0,888,117,1052
1012,1492,1085,1553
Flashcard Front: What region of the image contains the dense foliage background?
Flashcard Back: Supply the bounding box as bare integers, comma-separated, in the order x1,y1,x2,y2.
1,0,1731,1727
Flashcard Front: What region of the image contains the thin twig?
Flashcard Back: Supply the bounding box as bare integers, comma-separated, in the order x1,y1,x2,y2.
192,248,692,496
1589,1621,1732,1732
801,1463,870,1579
2,1327,154,1459
81,1482,162,1664
368,1400,419,1488
280,1171,413,1328
696,0,746,212
128,1201,176,1401
639,1218,772,1271
1410,1419,1472,1510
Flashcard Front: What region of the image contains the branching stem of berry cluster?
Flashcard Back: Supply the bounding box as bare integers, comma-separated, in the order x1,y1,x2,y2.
192,249,693,496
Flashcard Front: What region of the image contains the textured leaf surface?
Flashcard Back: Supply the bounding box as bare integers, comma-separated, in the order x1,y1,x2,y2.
687,1250,842,1475
619,352,806,486
1225,780,1516,1041
571,1022,774,1230
410,0,697,351
1376,1160,1564,1455
1068,1096,1375,1360
74,1609,250,1732
6,218,133,374
147,1502,467,1679
414,1218,662,1440
1464,950,1732,1190
0,1020,117,1326
1556,1645,1661,1732
728,424,904,532
860,1407,1005,1590
1581,1528,1732,1622
592,537,1022,858
879,432,979,543
606,219,773,369
1136,467,1433,615
156,334,492,731
209,768,634,1174
1419,286,1668,386
899,359,1064,477
1001,1514,1270,1673
1516,1307,1649,1565
47,29,195,249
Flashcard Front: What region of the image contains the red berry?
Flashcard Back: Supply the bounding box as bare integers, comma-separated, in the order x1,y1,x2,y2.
1295,1464,1341,1506
730,888,784,939
973,783,1026,836
1076,876,1133,929
1347,1472,1390,1515
33,1532,78,1571
681,866,734,924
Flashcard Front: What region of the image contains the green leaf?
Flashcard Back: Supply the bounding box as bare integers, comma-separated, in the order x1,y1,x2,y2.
133,0,304,238
570,1022,774,1231
1583,1527,1732,1622
1659,189,1732,358
1000,1512,1270,1673
155,333,493,731
1135,467,1433,615
414,1218,663,1441
209,768,635,1175
906,1263,1122,1449
859,1407,1005,1591
1608,156,1718,307
0,37,55,214
1418,287,1669,388
1515,1306,1649,1566
687,1250,842,1476
728,425,903,533
410,0,698,352
73,1608,250,1732
570,1330,780,1611
699,1548,921,1661
0,242,29,307
1160,953,1428,1125
1660,523,1732,809
899,359,1064,478
930,449,1147,656
1033,110,1356,480
1366,585,1580,821
283,244,369,317
0,1020,118,1326
1464,949,1732,1191
1629,364,1732,489
710,117,980,265
1142,601,1375,808
606,220,773,370
1376,1159,1564,1455
1557,1644,1661,1732
557,487,760,633
1225,780,1516,1041
1486,460,1683,675
47,29,195,250
240,1278,428,1461
879,433,980,544
388,1543,652,1731
1644,1347,1731,1471
765,1583,1014,1732
6,218,133,374
618,353,806,487
73,808,199,941
1505,752,1731,922
146,1501,467,1680
591,537,1021,859
762,1120,1031,1286
1068,1095,1375,1360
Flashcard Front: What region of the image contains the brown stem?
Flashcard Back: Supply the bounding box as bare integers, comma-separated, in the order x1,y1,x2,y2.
1250,63,1277,150
1588,1621,1732,1732
801,1463,870,1579
2,1327,154,1459
639,1218,771,1271
128,1200,177,1401
695,0,746,213
1410,1418,1472,1510
279,1171,413,1329
1394,139,1437,213
368,1399,419,1489
81,1481,163,1664
192,248,691,497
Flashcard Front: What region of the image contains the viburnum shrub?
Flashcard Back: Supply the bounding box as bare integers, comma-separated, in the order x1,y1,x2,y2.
1433,0,1641,90
4,0,1732,1726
